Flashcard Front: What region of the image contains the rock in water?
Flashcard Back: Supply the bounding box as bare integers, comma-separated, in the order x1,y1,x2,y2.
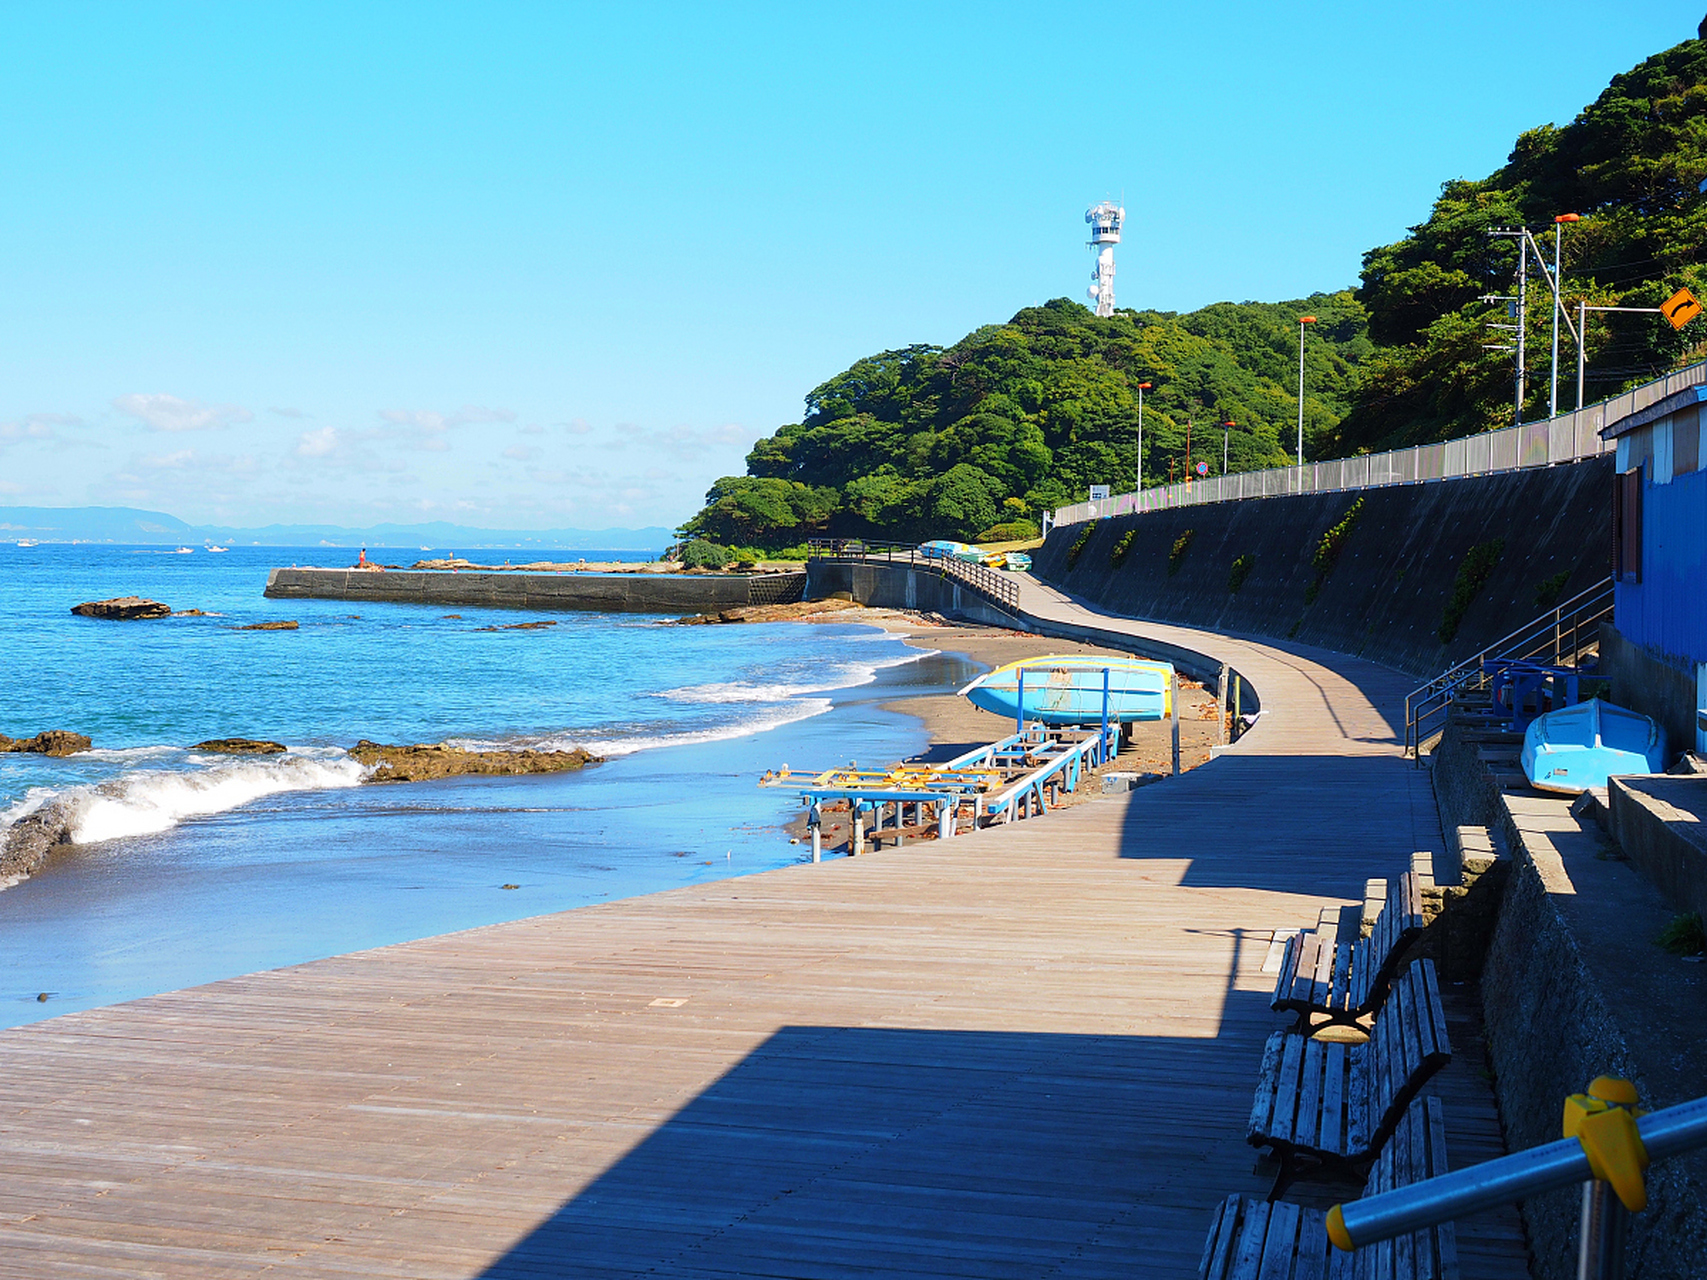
71,596,172,619
234,620,299,631
0,730,92,756
192,738,287,755
349,740,601,783
0,799,76,882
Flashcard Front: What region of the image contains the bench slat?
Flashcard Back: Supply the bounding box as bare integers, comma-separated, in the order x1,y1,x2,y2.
1249,1031,1288,1140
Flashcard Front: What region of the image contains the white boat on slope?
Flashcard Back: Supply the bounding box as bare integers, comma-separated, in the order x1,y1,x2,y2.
958,654,1173,724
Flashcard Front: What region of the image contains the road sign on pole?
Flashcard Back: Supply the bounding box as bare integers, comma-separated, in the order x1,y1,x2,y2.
1662,287,1703,331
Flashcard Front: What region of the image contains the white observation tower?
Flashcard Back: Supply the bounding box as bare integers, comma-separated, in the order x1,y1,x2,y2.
1085,201,1123,317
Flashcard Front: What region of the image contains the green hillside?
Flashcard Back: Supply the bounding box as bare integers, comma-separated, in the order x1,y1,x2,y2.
681,24,1707,550
680,294,1371,547
1335,27,1707,452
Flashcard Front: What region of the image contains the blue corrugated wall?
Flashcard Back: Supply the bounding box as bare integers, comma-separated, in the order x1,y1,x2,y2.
1619,466,1707,665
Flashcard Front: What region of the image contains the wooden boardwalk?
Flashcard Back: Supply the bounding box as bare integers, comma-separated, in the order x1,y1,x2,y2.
0,583,1529,1278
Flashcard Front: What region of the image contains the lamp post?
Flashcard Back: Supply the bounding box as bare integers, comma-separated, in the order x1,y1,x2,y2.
1550,214,1580,418
1136,381,1152,493
1297,316,1316,490
1222,420,1235,475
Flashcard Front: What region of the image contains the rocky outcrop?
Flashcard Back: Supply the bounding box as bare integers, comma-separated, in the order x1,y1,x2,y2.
0,731,91,756
349,740,601,783
673,599,861,625
0,802,74,882
71,597,171,619
476,620,557,631
234,620,299,631
192,738,287,755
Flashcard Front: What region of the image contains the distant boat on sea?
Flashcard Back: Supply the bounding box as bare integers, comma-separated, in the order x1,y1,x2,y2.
206,545,228,553
1521,699,1665,794
15,539,38,547
959,654,1174,724
174,546,194,554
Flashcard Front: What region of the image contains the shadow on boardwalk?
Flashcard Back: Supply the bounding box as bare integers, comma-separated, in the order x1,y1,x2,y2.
475,1012,1277,1280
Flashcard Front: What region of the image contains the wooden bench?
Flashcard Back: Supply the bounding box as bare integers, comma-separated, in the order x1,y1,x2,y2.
1200,1095,1459,1279
1271,872,1428,1033
1248,959,1451,1196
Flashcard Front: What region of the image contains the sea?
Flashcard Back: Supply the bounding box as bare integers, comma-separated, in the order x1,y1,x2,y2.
0,543,978,1029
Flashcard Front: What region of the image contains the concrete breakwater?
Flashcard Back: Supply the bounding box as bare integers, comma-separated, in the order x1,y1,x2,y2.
264,567,807,615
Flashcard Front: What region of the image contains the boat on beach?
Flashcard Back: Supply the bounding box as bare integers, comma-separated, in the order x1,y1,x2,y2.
1520,698,1665,793
958,654,1173,724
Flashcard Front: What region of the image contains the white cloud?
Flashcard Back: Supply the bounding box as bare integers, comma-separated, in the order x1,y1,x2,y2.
562,419,593,436
113,392,254,432
379,404,517,434
519,423,545,436
295,426,339,458
502,445,541,461
270,406,308,419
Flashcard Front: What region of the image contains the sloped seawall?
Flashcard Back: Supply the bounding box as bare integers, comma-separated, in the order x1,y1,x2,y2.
1035,457,1613,678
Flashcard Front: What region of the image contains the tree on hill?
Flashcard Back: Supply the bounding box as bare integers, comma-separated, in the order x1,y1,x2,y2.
1336,29,1707,451
677,296,1370,547
678,24,1707,549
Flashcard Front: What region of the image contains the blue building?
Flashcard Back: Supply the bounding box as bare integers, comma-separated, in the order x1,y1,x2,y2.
1601,384,1707,755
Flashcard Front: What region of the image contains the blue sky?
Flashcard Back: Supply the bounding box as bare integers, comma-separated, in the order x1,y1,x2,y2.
0,2,1697,530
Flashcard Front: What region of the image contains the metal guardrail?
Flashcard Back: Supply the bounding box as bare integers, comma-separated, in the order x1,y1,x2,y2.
806,537,1021,613
1334,1084,1707,1279
1051,360,1706,527
1403,577,1615,758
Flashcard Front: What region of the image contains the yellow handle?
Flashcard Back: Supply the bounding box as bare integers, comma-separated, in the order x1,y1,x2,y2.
1576,1106,1649,1212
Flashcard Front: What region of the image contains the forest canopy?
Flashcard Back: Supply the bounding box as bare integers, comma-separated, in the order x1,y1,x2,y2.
679,25,1707,549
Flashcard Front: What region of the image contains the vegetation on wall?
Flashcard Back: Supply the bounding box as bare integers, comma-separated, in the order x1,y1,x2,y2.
1438,539,1507,643
1168,529,1195,577
1228,553,1254,594
1109,530,1137,568
1065,519,1098,570
1306,497,1365,603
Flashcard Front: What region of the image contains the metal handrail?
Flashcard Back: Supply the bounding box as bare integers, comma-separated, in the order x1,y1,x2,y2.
1051,359,1705,528
806,537,1021,612
1333,1092,1707,1273
1403,576,1614,757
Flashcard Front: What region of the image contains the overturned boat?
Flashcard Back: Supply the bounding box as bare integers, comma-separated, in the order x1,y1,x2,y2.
1520,698,1664,794
958,655,1173,725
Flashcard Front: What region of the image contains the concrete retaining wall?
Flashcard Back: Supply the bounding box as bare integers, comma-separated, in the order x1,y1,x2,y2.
263,568,805,615
1034,460,1613,678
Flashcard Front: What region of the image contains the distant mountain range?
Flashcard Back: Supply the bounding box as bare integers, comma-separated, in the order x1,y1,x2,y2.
0,506,674,551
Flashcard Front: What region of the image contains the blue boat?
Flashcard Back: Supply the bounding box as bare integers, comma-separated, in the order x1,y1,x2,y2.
1520,699,1665,794
958,655,1173,725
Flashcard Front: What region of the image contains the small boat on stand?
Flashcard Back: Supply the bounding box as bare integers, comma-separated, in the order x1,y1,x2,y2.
957,655,1173,726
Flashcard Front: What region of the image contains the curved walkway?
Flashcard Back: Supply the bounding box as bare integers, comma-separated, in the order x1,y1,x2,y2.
0,587,1518,1279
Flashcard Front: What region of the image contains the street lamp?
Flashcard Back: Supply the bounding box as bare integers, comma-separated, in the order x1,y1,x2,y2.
1222,420,1235,475
1297,316,1316,485
1136,382,1152,492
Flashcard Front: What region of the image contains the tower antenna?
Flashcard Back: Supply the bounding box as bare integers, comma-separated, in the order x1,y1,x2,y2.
1085,201,1124,317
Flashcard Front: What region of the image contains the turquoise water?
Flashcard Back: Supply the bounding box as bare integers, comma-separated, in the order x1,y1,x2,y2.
0,544,973,1026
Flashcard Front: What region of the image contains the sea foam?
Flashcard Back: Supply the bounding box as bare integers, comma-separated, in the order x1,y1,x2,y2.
1,753,366,850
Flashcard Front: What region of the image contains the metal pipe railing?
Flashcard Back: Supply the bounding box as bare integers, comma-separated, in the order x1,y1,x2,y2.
1050,359,1706,529
1333,1091,1707,1277
805,537,1021,613
1402,576,1614,757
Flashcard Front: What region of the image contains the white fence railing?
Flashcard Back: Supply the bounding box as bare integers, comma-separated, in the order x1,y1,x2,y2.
1051,360,1707,527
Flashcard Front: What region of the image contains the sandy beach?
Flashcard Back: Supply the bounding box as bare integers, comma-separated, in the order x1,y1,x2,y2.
779,607,1226,847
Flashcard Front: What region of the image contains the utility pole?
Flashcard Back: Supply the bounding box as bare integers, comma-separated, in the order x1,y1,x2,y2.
1487,228,1528,424
1185,418,1192,484
1223,421,1231,475
1545,214,1579,418
1136,381,1151,491
1297,316,1315,475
